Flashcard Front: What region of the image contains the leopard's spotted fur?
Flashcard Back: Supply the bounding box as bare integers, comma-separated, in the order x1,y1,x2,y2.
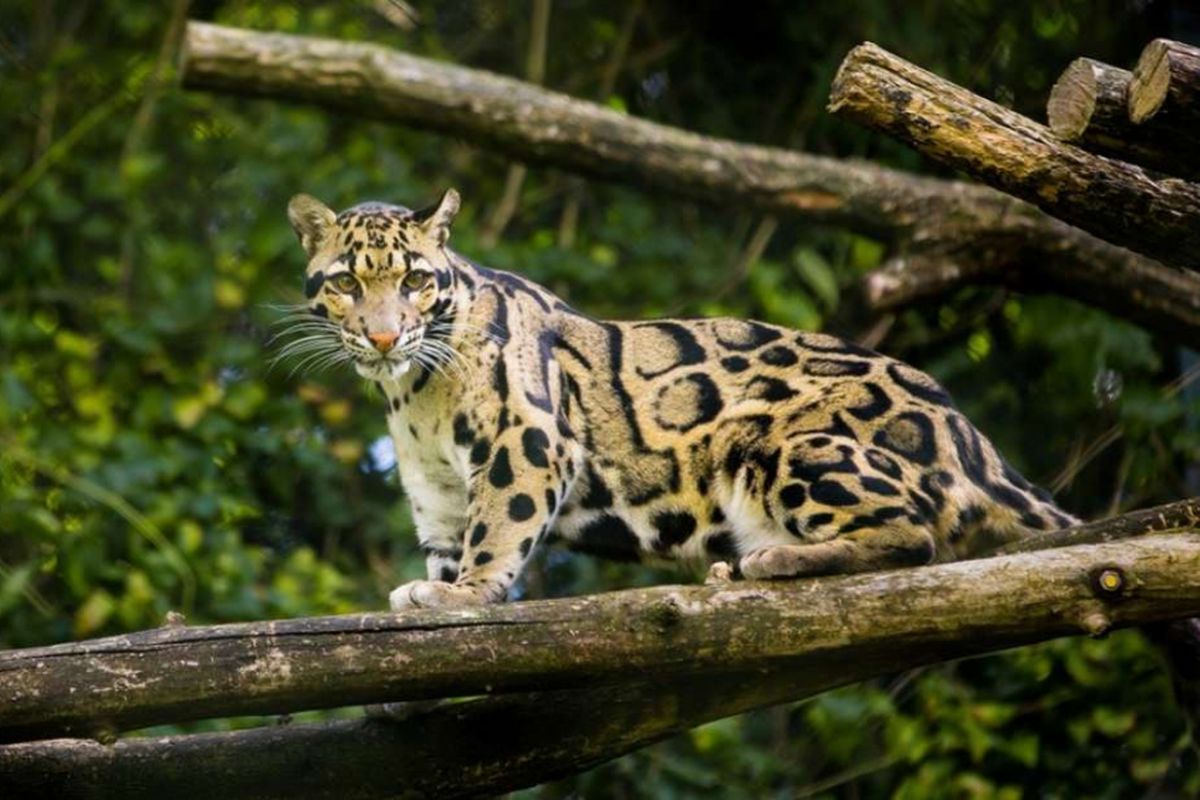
286,190,1074,610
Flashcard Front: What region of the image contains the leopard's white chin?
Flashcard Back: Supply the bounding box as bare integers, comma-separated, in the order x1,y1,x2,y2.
354,358,412,381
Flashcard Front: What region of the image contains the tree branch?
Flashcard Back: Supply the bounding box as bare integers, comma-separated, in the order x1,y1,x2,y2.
828,42,1200,271
863,231,1200,342
3,504,1200,745
0,671,867,800
177,22,1200,343
2,530,1200,797
992,497,1200,554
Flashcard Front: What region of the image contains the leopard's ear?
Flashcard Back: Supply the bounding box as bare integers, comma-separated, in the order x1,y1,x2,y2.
411,188,460,246
287,194,337,257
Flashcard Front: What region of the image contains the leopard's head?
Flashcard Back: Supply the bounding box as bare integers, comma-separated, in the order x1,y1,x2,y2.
284,190,461,382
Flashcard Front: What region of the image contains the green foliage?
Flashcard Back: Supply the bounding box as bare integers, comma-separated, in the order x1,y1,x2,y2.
1,1,1198,796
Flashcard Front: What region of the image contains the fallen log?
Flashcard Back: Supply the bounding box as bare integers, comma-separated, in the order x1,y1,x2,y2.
2,530,1199,797
828,42,1200,271
178,22,1200,343
1045,57,1196,180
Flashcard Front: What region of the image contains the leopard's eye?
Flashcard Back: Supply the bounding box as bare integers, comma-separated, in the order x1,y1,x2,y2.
402,271,432,292
329,273,359,294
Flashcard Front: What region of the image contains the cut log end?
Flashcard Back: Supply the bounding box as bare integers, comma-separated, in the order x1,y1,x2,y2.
1047,58,1108,140
1129,39,1173,124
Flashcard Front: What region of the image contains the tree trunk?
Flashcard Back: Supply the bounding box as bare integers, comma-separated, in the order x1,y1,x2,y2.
828,42,1200,271
177,22,1200,344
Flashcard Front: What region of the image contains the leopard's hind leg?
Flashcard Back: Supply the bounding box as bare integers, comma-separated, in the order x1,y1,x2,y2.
738,524,936,579
715,426,942,580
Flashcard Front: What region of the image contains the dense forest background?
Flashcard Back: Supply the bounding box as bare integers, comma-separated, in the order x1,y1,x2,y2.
3,1,1200,796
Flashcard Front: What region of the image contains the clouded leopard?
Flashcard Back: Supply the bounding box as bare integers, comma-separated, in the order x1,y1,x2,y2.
286,189,1075,611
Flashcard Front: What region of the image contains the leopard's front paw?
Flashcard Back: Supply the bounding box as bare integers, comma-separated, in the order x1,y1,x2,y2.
388,580,485,610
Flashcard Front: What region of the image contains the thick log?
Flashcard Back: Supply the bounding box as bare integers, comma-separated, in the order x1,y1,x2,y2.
0,672,855,800
1129,39,1200,125
3,532,1200,797
1048,58,1132,142
1045,58,1196,180
828,42,1200,271
1125,39,1200,182
177,23,1200,344
3,518,1200,744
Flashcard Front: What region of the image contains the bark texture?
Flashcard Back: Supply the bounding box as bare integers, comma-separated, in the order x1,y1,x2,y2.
2,531,1200,798
178,22,1200,343
828,42,1200,271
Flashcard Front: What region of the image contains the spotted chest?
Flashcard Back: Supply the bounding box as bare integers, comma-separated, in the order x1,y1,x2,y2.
383,391,468,551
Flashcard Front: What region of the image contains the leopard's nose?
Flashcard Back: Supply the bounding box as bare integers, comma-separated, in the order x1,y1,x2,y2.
368,331,400,353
